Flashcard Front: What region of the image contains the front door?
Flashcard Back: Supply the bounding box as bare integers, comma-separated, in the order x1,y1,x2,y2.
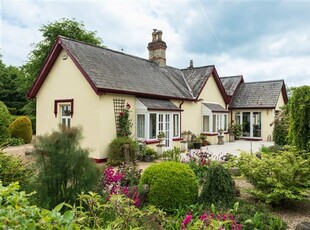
158,113,172,149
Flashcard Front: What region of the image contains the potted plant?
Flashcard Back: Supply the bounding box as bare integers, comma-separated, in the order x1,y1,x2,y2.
193,136,202,149
157,132,165,144
200,135,209,146
187,130,192,142
181,131,188,141
140,147,157,162
218,129,224,135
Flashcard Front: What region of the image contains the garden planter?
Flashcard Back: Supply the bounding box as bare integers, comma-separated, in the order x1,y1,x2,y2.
157,137,165,144
143,155,152,162
187,134,192,142
182,134,188,141
193,142,202,149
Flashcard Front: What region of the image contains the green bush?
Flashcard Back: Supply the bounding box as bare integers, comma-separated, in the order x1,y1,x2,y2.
9,116,32,144
0,152,32,187
29,126,100,209
139,161,198,212
237,200,286,230
238,146,310,205
200,164,236,208
0,101,11,142
0,182,79,229
107,137,139,166
0,137,24,148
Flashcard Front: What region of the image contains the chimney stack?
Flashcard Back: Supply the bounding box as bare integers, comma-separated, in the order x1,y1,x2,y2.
188,60,194,69
147,29,167,67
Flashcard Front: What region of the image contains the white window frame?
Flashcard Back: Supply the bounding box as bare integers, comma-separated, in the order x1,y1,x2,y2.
60,104,71,128
135,111,180,148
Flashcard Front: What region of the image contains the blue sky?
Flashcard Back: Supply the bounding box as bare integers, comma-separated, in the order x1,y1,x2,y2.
1,0,310,87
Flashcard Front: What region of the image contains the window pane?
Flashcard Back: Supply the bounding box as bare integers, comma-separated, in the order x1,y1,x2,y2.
149,113,156,139
253,112,261,137
213,114,216,132
62,105,71,116
224,114,227,131
173,114,179,137
137,114,145,138
203,115,210,132
158,114,164,133
67,118,71,128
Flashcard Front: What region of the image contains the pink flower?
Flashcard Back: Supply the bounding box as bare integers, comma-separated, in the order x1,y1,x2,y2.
181,214,192,227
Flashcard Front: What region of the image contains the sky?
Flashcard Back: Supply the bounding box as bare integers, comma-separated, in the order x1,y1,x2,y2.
1,0,310,87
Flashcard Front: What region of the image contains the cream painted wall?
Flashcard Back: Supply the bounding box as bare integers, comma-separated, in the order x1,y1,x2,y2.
173,75,227,144
98,93,136,158
36,49,103,159
276,91,285,110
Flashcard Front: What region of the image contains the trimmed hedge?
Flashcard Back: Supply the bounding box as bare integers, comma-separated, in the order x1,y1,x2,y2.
9,116,32,144
139,161,198,212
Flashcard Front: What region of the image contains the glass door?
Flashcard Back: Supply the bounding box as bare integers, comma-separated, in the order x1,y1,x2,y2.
242,112,251,137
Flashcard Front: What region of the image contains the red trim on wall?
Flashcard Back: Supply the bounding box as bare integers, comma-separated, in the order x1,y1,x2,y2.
173,138,183,141
201,133,219,136
241,137,262,141
145,140,160,144
54,99,74,117
91,158,107,163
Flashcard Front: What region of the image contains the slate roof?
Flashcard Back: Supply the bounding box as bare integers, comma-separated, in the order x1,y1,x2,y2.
181,66,214,98
220,75,243,96
229,80,285,109
203,103,228,113
137,98,181,111
61,37,194,99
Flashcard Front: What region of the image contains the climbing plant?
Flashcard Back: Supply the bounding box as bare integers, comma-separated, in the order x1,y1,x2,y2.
288,86,310,150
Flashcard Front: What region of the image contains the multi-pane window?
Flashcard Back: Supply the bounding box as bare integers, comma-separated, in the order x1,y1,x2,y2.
137,112,180,148
208,114,228,133
61,105,71,128
137,114,145,138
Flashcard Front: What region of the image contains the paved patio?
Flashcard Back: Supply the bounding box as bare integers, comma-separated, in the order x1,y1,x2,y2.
204,140,274,156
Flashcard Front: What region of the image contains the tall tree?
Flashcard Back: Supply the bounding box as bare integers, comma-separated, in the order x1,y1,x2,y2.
21,18,104,115
0,60,27,114
289,86,310,150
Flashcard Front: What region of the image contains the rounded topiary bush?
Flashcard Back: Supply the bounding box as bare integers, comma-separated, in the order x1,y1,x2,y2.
9,116,32,144
0,101,11,142
139,161,198,212
200,164,235,208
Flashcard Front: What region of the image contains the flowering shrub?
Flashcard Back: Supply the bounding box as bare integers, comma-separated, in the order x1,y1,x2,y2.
180,203,242,230
102,166,141,206
117,103,132,137
183,151,212,185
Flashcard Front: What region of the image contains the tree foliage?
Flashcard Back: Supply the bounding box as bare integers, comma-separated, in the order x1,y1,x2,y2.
0,101,11,142
29,126,100,209
273,104,289,146
0,60,27,115
288,86,310,150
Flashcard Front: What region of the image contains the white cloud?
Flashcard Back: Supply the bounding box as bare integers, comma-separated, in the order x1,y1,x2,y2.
0,0,309,88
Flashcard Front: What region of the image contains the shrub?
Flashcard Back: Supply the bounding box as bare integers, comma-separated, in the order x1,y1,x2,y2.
9,116,32,144
160,147,181,161
29,126,100,209
238,146,310,205
0,137,24,148
0,101,11,142
200,164,236,208
0,152,32,187
107,137,139,166
139,161,198,212
237,200,286,230
0,182,79,229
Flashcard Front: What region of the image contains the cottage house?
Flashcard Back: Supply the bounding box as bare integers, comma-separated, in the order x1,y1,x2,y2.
28,29,287,162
